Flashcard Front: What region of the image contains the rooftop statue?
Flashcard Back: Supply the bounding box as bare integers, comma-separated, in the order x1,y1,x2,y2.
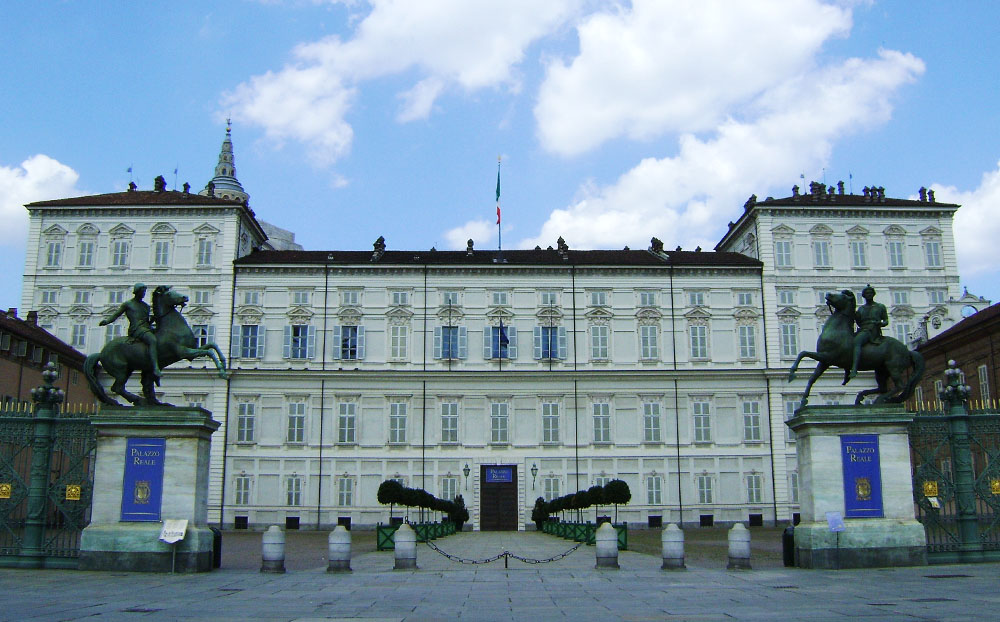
788,287,924,406
85,284,228,406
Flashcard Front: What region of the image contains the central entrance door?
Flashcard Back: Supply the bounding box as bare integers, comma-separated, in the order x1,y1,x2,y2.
479,465,518,531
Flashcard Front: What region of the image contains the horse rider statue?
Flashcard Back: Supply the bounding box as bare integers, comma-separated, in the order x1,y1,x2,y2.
99,282,162,378
849,284,889,380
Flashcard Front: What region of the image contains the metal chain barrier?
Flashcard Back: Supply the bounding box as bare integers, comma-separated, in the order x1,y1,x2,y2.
424,539,583,567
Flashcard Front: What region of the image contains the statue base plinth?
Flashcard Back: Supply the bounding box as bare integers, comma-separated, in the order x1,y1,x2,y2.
79,407,219,572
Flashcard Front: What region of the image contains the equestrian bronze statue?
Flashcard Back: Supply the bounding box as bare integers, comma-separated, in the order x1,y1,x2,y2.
788,289,923,406
85,284,228,406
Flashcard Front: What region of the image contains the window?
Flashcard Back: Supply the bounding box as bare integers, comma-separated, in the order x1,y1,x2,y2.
543,477,560,502
186,394,206,409
737,292,753,306
196,238,213,266
590,291,607,306
73,290,91,305
928,289,947,305
893,323,912,344
590,325,609,359
341,290,360,306
774,240,793,268
743,400,762,441
688,291,705,306
491,402,509,444
812,239,831,267
892,291,910,306
440,477,458,502
639,291,657,307
46,241,63,267
41,290,58,305
747,473,763,504
77,240,95,267
237,402,256,442
391,291,409,306
593,402,611,443
486,324,517,359
738,325,757,359
390,325,408,359
111,239,129,267
692,400,711,443
334,325,364,360
540,291,559,306
105,322,123,343
491,291,508,306
925,239,942,268
784,398,800,441
780,322,799,358
440,402,458,443
441,291,459,306
934,379,943,398
914,385,924,404
284,325,316,359
594,475,611,488
777,289,795,306
287,401,306,443
434,326,467,359
789,472,799,504
337,478,353,506
152,240,171,267
643,402,661,442
242,290,261,306
534,326,567,360
291,290,310,306
71,324,86,348
850,240,867,268
193,289,211,305
234,476,251,505
108,289,126,305
640,325,658,360
697,475,713,504
689,325,708,359
887,239,905,268
542,402,560,443
192,324,214,348
647,476,662,505
234,324,264,358
337,402,356,443
979,365,990,402
389,401,407,443
286,476,302,506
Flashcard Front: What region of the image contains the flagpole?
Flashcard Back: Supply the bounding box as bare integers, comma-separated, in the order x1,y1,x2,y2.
496,156,502,258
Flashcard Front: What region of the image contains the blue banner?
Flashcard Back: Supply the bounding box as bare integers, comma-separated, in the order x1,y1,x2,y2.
120,438,166,522
484,466,513,483
841,434,883,518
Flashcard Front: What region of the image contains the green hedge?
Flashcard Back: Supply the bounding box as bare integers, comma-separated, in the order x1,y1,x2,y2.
377,480,469,528
531,479,631,526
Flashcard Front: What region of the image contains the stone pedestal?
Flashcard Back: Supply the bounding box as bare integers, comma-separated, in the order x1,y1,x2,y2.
79,407,219,572
788,405,926,569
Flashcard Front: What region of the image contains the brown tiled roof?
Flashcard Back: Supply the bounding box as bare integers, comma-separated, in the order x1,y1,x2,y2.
0,313,85,364
26,190,243,208
918,302,1000,350
235,248,761,268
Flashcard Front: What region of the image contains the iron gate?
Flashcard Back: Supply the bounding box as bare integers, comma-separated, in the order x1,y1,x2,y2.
0,365,96,568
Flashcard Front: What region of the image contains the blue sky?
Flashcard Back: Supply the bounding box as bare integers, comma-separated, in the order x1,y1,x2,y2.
2,1,999,313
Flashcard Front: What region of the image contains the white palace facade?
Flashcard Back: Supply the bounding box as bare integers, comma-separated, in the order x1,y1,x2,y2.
20,129,987,530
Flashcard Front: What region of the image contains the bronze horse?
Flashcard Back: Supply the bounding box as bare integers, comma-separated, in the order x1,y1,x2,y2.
84,285,228,406
788,290,924,406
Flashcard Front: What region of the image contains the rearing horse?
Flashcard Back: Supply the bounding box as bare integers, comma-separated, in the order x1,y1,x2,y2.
84,285,228,406
788,290,924,406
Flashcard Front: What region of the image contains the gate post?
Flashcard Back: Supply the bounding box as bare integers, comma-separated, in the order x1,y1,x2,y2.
21,364,64,566
941,361,984,563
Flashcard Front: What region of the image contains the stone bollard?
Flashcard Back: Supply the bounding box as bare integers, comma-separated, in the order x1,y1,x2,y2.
393,523,417,570
595,522,619,569
327,525,351,572
727,523,751,570
260,525,286,573
661,523,686,570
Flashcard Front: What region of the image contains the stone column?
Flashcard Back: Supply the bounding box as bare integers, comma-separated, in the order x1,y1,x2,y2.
594,522,619,568
393,523,417,569
788,404,926,569
79,407,219,572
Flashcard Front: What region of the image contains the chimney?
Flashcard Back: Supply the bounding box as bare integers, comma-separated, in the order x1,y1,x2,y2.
6,307,16,318
26,311,37,326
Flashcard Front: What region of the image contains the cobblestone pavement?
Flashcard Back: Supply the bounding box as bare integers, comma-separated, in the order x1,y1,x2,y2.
2,531,997,622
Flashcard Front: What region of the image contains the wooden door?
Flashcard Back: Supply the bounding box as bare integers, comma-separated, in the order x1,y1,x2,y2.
479,465,518,531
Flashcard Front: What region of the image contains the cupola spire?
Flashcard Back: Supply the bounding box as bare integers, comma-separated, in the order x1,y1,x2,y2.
200,120,248,203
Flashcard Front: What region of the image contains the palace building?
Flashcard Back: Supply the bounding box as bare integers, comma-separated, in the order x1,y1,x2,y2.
20,127,987,530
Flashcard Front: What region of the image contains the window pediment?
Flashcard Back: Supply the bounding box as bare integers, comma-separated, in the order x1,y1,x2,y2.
150,222,177,235
386,307,414,324
890,306,914,319
776,307,801,319
338,307,362,323
771,224,795,237
733,308,759,322
109,223,135,237
846,225,869,236
684,307,711,320
69,306,92,318
536,307,563,322
809,224,833,236
636,308,662,321
236,310,263,325
187,308,215,324
76,223,99,235
437,306,464,323
883,225,906,236
287,307,314,325
584,307,613,321
193,223,221,235
920,226,942,237
37,305,59,317
43,224,67,236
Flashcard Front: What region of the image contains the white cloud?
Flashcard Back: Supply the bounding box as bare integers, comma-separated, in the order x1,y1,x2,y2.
225,0,581,162
0,155,80,247
443,219,494,250
521,49,925,250
535,0,852,156
934,163,1000,280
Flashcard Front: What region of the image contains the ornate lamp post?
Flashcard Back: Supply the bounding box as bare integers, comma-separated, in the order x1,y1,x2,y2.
463,463,471,490
939,360,983,562
531,463,539,490
22,363,65,565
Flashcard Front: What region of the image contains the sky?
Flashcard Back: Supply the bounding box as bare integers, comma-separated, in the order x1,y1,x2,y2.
2,0,999,313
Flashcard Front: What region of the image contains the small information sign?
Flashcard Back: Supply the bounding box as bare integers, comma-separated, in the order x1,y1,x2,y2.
120,438,166,522
484,466,513,483
159,519,188,544
825,511,846,532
